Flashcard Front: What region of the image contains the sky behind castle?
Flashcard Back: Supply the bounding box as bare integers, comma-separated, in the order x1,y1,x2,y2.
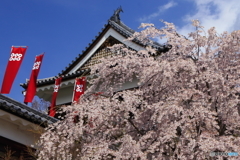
1,0,240,103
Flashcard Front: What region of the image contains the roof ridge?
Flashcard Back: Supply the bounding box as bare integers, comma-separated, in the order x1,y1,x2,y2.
119,21,135,33
108,20,134,36
0,94,57,126
20,69,90,88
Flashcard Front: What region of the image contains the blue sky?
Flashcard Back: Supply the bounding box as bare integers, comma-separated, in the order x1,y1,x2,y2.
1,0,240,104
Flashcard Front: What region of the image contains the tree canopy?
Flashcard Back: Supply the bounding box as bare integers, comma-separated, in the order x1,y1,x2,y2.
37,20,240,160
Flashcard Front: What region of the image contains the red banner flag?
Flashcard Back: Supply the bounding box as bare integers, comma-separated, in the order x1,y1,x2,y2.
1,46,27,94
49,77,62,117
24,54,44,103
72,77,86,103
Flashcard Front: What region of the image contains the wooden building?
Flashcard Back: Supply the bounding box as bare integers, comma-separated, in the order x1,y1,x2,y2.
20,7,169,111
0,94,57,159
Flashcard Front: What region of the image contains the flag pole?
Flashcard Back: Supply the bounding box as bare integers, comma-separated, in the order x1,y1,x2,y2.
12,46,27,48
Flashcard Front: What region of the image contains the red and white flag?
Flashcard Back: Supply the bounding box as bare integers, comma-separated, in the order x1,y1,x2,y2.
24,54,44,103
49,77,62,117
72,77,86,103
1,46,27,94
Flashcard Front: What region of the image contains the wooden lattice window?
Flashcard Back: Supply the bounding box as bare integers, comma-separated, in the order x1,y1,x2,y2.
79,36,122,70
80,48,113,70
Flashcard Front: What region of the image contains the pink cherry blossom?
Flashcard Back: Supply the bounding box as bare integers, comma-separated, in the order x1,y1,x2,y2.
37,20,240,160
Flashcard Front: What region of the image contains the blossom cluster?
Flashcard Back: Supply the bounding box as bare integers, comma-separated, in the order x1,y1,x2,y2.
37,20,240,160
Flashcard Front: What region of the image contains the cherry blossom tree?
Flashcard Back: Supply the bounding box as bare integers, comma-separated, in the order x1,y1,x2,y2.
31,96,50,114
37,20,240,160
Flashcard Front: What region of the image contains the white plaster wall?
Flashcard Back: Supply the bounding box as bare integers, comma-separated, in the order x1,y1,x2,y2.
36,77,139,105
56,85,74,105
0,110,42,148
118,77,139,91
36,79,75,104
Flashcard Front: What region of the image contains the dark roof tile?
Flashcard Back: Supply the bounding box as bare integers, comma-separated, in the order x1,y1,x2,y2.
0,94,57,127
20,69,90,88
20,8,169,88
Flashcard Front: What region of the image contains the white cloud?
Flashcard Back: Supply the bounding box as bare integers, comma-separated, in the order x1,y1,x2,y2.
178,0,240,37
139,1,177,22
